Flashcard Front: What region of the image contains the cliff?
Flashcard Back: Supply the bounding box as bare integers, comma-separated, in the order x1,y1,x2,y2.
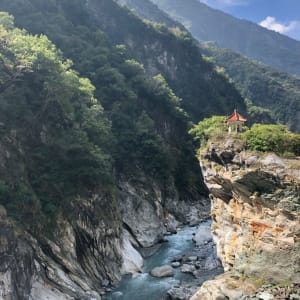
191,136,300,299
0,12,211,299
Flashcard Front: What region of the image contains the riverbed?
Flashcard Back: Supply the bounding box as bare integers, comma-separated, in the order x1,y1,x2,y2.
104,221,223,300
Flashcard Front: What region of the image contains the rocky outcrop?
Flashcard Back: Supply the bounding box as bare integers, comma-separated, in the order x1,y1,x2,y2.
192,137,300,299
118,177,165,248
121,230,143,274
0,189,123,300
0,172,209,299
150,265,174,277
0,207,34,300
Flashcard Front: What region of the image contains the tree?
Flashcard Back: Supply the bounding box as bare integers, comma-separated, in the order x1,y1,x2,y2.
189,115,226,146
243,124,300,156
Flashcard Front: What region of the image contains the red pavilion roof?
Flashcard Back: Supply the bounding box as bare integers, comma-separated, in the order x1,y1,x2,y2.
225,110,247,123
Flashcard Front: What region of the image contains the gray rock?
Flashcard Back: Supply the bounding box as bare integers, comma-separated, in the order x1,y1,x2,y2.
167,285,197,300
204,254,221,270
171,255,183,262
180,264,196,274
261,154,285,167
165,213,179,234
118,180,165,247
256,292,273,300
188,256,198,262
171,262,181,268
193,224,212,245
150,265,174,277
139,243,162,258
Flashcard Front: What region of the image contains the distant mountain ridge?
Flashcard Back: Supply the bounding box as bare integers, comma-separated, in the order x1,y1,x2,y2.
116,0,185,30
118,0,300,132
200,44,300,132
150,0,300,77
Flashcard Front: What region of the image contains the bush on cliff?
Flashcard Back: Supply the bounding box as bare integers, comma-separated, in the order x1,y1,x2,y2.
189,115,227,146
243,124,300,156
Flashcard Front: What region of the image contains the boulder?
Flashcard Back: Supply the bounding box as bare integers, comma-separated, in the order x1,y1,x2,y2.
167,285,197,300
171,262,181,268
180,264,196,274
165,213,179,234
150,265,174,277
192,223,212,245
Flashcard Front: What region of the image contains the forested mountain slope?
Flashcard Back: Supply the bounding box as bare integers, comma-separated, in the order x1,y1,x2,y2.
117,0,300,132
200,44,300,132
0,1,249,297
116,0,185,30
0,0,246,123
150,0,300,77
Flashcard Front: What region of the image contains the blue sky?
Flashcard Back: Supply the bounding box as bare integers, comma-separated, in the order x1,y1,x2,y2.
199,0,300,41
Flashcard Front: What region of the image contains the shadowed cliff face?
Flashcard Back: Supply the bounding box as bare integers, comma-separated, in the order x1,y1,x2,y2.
0,196,122,300
191,137,300,300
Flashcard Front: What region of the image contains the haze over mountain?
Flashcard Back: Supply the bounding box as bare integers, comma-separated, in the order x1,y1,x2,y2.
118,0,300,132
150,0,300,77
200,44,300,132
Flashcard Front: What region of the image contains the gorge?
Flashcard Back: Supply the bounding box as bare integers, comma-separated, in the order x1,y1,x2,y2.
0,0,299,299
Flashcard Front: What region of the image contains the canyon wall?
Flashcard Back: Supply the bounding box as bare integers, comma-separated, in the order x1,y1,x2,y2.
192,137,300,299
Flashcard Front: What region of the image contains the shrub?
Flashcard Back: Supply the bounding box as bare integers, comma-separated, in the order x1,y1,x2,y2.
243,124,300,156
189,115,226,146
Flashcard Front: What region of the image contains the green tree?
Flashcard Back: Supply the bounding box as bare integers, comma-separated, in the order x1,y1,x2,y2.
243,124,300,155
189,115,226,146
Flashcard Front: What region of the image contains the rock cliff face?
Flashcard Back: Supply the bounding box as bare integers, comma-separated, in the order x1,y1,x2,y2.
192,137,300,299
0,195,122,300
0,180,209,300
0,157,209,300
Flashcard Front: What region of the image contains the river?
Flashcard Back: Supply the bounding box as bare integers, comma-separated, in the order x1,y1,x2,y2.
104,221,223,300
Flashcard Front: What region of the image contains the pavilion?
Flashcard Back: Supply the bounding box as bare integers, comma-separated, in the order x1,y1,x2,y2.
225,109,247,133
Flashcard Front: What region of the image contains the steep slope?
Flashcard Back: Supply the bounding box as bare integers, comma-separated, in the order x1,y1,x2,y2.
0,0,246,123
0,1,252,298
150,0,300,77
0,15,122,299
119,0,300,132
116,0,185,30
192,135,300,299
200,44,300,132
0,9,215,299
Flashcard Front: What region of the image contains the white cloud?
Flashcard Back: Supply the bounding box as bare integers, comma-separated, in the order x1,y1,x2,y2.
259,16,300,35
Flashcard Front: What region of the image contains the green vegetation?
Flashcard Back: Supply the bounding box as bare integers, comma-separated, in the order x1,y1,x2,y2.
243,124,300,156
189,115,226,145
201,45,300,132
245,99,275,125
0,0,246,123
0,0,249,214
151,0,300,77
190,116,300,158
0,14,114,226
2,0,298,237
0,7,214,231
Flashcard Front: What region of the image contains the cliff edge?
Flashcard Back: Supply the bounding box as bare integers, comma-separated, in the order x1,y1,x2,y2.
191,135,300,299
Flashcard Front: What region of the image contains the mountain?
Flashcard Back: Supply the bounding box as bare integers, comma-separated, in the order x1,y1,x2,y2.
0,0,246,123
0,1,249,298
200,44,300,132
116,0,185,30
150,0,300,77
118,0,300,132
